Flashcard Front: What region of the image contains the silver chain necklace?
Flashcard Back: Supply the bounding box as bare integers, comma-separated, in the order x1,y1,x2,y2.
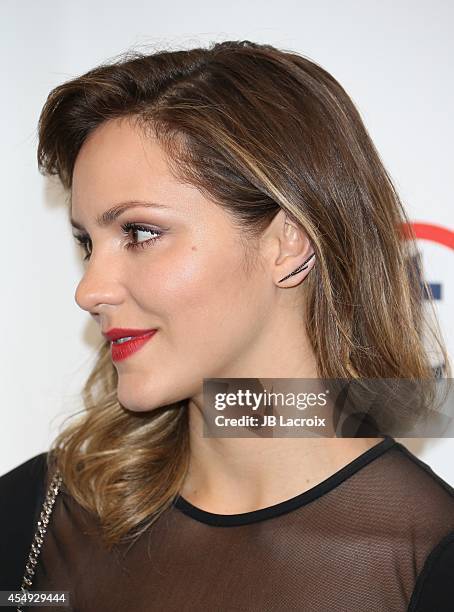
16,470,63,612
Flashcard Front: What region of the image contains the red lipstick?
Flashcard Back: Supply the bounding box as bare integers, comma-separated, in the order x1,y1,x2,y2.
103,328,158,362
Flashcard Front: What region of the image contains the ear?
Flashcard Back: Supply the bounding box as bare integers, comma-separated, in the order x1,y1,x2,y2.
264,210,316,288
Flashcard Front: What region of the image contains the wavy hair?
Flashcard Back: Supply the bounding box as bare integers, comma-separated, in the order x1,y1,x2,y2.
37,39,451,549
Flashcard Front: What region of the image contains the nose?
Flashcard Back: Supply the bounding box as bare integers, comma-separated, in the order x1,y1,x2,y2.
74,255,125,314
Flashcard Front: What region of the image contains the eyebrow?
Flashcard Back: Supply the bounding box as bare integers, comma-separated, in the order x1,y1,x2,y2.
70,200,170,231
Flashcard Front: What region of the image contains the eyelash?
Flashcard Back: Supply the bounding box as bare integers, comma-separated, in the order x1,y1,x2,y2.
73,223,164,261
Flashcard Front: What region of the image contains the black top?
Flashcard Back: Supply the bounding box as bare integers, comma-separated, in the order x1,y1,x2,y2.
1,436,454,611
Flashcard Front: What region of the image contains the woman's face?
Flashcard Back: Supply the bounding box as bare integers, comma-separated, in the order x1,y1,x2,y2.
71,118,277,412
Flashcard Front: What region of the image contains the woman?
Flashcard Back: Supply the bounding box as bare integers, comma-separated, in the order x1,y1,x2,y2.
1,40,453,611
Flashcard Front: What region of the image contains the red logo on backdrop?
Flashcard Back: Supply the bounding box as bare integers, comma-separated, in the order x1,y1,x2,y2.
400,222,454,301
400,222,454,250
400,221,453,377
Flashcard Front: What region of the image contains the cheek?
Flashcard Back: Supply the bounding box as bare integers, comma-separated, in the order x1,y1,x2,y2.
132,242,259,336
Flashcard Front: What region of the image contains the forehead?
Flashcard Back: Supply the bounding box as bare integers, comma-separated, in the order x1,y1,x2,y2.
69,118,234,229
71,118,175,206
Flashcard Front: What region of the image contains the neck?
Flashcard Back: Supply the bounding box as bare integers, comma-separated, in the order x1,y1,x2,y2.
182,344,380,513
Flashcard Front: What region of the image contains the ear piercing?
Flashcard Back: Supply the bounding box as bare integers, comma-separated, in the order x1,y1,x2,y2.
278,252,315,283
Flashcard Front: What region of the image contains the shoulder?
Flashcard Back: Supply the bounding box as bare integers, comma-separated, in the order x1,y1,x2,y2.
0,452,50,516
0,452,49,492
377,440,454,610
378,440,454,518
382,441,454,545
356,439,454,534
0,452,50,590
407,529,454,611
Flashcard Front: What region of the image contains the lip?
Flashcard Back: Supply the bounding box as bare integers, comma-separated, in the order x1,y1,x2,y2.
103,328,158,342
107,329,158,362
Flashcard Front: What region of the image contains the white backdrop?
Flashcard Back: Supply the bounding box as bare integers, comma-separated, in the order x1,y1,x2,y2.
1,0,453,484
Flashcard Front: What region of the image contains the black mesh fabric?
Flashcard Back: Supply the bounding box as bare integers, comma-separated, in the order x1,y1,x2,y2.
3,436,454,611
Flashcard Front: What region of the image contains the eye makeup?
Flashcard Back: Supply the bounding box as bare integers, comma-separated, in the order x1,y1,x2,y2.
72,222,165,261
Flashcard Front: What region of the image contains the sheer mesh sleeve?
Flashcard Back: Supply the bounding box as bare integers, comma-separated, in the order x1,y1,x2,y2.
11,438,454,611
407,530,454,611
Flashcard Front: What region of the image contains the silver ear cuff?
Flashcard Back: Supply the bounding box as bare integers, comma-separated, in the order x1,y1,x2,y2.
278,252,315,283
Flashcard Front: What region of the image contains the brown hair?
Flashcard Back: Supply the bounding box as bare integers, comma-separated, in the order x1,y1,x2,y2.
37,39,451,548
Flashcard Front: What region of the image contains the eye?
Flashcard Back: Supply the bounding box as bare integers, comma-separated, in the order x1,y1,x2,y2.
73,234,92,261
121,222,164,253
72,223,164,262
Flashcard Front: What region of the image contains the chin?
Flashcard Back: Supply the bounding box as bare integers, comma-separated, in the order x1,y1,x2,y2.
116,381,189,414
115,381,157,413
